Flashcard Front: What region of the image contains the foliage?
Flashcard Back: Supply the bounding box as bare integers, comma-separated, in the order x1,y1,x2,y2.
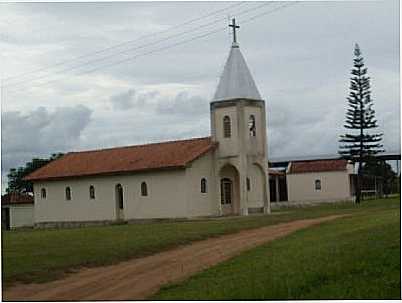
362,157,397,195
6,153,64,194
2,197,398,287
155,199,400,300
339,44,384,203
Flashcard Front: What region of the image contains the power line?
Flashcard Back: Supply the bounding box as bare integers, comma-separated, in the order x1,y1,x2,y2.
5,2,296,95
5,26,230,95
241,1,299,25
4,2,272,88
4,2,299,96
4,15,228,88
3,2,246,83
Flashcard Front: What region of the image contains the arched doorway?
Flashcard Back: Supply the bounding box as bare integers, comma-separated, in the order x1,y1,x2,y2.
219,164,240,215
221,178,233,204
115,184,124,220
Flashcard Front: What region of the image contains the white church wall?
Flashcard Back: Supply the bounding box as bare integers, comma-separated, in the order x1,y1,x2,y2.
244,106,265,156
287,171,352,203
184,151,218,217
213,106,239,157
124,169,187,219
246,163,265,208
34,177,117,223
33,169,189,223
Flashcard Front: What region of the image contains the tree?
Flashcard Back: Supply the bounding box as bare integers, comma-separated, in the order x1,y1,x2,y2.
339,43,383,204
6,153,64,194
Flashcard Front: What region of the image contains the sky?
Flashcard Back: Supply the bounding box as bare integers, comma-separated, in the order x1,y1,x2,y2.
0,1,400,188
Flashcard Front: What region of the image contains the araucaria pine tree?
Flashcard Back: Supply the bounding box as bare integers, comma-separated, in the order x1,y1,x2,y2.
339,43,383,204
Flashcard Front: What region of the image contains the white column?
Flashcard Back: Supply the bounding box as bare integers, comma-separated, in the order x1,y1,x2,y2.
275,175,280,202
239,172,248,216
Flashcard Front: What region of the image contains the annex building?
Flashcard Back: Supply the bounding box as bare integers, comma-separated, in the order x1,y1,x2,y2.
26,36,271,227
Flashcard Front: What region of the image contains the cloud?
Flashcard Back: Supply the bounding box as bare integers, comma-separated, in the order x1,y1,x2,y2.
136,90,160,107
110,88,136,110
109,88,161,111
156,91,209,117
71,89,211,154
1,105,93,173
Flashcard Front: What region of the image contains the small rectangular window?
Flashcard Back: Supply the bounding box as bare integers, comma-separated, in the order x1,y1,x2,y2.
223,116,231,138
141,182,148,196
201,178,207,193
248,115,256,137
315,179,321,191
41,188,47,199
89,185,95,199
65,187,71,200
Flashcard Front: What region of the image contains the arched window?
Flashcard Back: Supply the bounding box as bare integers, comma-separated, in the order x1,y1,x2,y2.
223,116,231,138
248,115,256,137
315,179,321,191
246,177,251,191
65,187,71,200
141,182,148,196
41,188,47,199
116,184,124,210
201,178,207,193
89,185,95,199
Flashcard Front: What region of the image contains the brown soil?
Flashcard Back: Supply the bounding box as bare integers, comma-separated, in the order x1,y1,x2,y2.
3,214,346,301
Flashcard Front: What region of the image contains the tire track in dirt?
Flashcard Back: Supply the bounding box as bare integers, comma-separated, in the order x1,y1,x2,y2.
3,214,348,301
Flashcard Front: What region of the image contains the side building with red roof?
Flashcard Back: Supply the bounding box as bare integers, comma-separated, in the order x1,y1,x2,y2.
1,192,34,229
286,159,355,203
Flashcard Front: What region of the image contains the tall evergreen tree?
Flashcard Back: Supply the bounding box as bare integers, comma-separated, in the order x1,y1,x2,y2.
339,43,383,204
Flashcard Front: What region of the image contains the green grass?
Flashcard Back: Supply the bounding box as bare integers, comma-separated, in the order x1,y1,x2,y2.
2,197,399,288
154,199,401,300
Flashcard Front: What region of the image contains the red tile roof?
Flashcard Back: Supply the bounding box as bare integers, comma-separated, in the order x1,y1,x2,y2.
25,137,217,181
288,159,348,174
268,169,285,176
2,192,34,205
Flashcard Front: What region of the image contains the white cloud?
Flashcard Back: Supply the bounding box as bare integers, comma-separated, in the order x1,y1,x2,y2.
2,105,92,173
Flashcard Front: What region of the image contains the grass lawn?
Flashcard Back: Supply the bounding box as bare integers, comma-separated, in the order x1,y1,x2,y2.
2,197,400,288
154,198,401,300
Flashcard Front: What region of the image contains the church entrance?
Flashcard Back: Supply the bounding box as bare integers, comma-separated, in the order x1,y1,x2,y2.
219,164,240,215
221,178,233,211
115,184,124,221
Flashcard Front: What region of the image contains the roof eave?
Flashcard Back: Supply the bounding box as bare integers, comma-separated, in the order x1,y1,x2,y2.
26,164,189,182
288,168,348,174
184,142,218,168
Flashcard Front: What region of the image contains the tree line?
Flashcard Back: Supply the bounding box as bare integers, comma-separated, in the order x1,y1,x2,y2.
6,153,64,194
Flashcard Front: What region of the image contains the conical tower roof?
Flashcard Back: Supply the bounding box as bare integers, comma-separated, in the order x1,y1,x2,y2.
213,43,261,102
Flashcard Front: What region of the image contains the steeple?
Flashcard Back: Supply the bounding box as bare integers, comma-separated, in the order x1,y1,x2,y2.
213,18,261,102
210,18,270,217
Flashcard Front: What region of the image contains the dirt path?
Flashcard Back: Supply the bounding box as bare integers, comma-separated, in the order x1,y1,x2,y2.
4,214,347,301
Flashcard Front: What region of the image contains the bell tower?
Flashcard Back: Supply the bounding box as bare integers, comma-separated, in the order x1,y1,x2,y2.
211,19,270,216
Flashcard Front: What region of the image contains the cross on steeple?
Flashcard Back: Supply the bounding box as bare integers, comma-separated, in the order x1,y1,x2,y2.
229,18,240,44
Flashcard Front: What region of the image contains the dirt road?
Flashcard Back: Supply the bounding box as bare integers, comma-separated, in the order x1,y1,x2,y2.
4,214,346,301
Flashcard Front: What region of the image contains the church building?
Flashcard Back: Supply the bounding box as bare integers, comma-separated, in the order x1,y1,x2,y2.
25,22,271,227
